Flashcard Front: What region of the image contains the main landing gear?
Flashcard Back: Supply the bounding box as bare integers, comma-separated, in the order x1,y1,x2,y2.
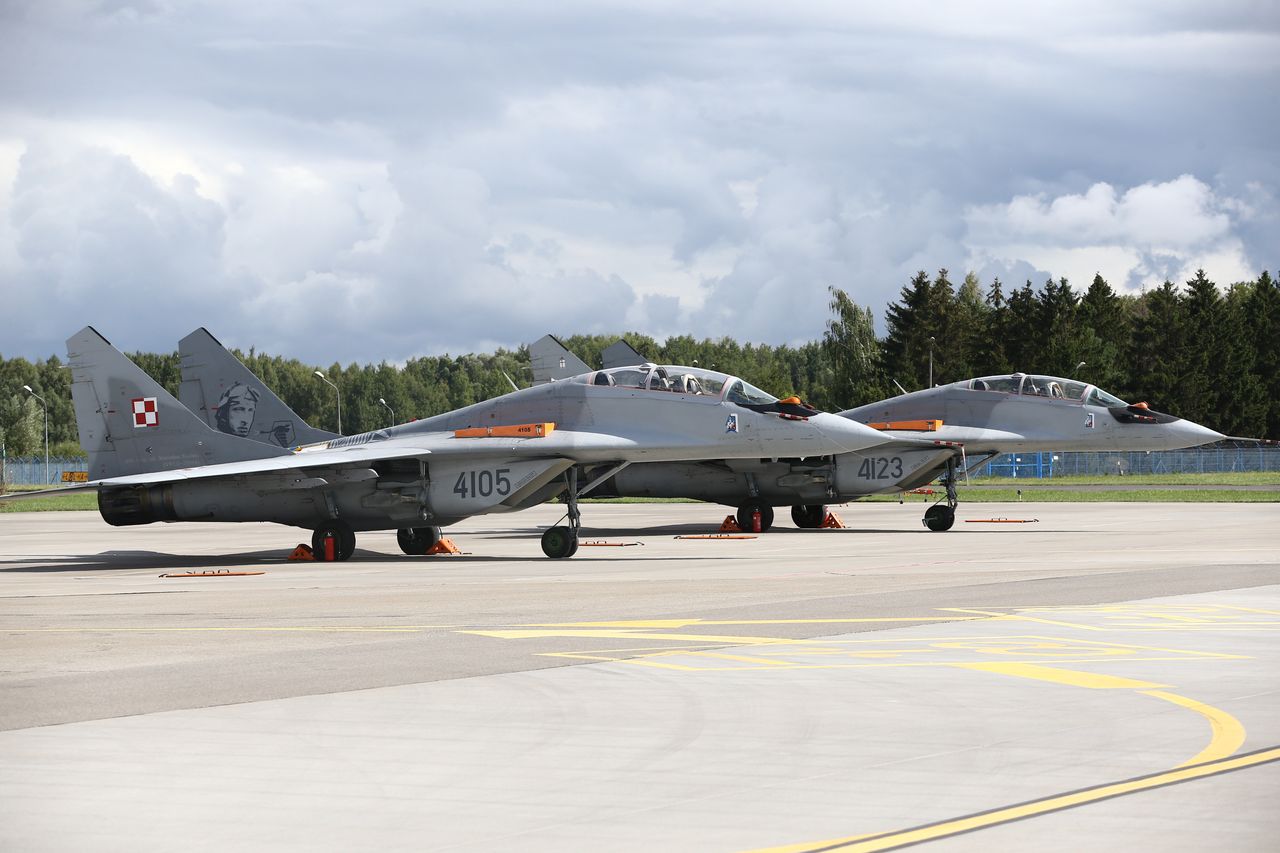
791,503,826,529
312,520,356,561
397,526,443,555
736,500,774,533
542,468,582,558
923,458,959,532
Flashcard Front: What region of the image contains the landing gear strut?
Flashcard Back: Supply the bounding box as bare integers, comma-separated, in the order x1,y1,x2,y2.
397,526,442,555
737,501,774,533
541,468,582,558
923,458,959,532
312,520,356,561
791,504,826,529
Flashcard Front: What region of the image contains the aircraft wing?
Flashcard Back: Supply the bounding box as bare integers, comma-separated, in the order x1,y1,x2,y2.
1,428,674,494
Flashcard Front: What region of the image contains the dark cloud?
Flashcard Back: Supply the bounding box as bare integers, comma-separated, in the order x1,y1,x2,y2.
1,2,1276,362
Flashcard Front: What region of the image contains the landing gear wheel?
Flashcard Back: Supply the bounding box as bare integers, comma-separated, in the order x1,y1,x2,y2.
312,521,356,561
923,504,956,532
737,502,775,533
397,526,442,555
541,525,578,559
791,504,826,529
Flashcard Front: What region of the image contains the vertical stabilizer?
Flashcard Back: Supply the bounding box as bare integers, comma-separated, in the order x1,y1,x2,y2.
68,327,288,480
601,339,647,370
529,334,592,384
179,328,337,448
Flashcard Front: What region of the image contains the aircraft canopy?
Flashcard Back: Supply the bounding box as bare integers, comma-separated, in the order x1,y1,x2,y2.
960,374,1128,407
576,364,779,404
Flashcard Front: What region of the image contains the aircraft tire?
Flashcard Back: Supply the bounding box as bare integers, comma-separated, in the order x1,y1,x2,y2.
736,502,775,533
791,504,826,529
923,504,956,532
312,521,356,560
397,526,442,555
541,525,578,558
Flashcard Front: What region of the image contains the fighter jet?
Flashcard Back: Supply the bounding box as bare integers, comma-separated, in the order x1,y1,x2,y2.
532,337,1224,532
0,327,919,560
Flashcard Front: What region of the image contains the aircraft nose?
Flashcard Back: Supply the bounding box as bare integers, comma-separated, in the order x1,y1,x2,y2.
1170,418,1225,448
812,412,899,452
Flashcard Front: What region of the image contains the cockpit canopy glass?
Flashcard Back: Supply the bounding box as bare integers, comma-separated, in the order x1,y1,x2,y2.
1084,387,1128,407
965,374,1113,403
577,364,778,403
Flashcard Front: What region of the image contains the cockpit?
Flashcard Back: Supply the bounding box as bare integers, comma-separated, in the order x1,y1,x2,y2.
959,373,1129,408
575,363,780,405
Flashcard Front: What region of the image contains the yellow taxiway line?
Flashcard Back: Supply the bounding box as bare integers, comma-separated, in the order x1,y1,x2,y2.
749,745,1280,853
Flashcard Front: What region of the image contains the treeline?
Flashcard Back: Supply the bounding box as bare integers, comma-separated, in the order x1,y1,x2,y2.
1,269,1276,456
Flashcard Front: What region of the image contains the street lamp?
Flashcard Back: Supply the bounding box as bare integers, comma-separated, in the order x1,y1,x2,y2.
928,337,936,388
378,397,394,427
1073,361,1087,376
22,385,48,485
313,371,342,435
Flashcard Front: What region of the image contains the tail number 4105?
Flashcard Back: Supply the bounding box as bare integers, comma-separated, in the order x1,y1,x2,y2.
858,457,903,480
453,468,512,499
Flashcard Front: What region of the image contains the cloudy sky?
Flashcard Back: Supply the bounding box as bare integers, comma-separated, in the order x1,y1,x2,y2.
1,1,1276,364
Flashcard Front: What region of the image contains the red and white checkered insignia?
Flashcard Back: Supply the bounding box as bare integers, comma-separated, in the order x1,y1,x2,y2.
131,397,159,428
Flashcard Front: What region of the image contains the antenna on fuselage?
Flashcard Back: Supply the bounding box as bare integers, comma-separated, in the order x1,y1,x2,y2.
892,379,909,396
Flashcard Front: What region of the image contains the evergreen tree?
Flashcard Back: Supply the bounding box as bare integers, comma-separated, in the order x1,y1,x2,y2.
1077,274,1131,395
1130,281,1186,413
1244,271,1280,437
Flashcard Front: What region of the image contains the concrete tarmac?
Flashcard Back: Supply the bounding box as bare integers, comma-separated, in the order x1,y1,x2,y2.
1,502,1277,851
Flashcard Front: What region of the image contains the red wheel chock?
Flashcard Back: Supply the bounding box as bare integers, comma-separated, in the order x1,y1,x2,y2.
719,515,743,532
287,544,315,561
820,512,846,529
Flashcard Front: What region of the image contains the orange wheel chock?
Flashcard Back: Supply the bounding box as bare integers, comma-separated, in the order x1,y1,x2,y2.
718,515,743,532
821,512,846,529
425,538,463,555
287,544,315,561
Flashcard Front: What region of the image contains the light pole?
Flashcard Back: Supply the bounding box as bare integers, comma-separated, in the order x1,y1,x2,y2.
1073,361,1087,376
928,337,936,388
22,385,49,485
313,371,342,435
378,397,394,428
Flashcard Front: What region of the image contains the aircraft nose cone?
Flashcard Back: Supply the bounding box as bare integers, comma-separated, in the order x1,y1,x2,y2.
1172,418,1225,448
812,412,896,452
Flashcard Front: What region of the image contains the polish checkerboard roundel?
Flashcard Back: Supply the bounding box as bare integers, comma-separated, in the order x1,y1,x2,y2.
132,397,159,428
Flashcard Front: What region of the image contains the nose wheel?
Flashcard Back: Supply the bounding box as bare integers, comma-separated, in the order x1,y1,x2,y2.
542,467,583,558
312,521,356,561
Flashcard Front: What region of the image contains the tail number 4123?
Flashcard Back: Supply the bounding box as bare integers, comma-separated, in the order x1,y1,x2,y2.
453,468,512,499
857,457,903,480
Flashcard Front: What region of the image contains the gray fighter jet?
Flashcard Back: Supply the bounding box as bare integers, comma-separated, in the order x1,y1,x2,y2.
531,337,1224,532
1,327,920,560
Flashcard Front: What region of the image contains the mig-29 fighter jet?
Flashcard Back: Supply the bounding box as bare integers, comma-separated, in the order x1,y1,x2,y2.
531,337,1224,532
0,327,922,560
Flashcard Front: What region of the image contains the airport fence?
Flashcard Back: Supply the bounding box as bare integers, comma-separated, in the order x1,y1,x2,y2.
971,446,1280,478
0,455,89,488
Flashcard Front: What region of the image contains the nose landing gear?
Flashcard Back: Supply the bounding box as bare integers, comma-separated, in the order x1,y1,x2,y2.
542,467,583,558
922,458,959,532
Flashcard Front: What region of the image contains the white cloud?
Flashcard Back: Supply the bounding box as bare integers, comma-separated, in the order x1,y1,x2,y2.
962,176,1257,290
